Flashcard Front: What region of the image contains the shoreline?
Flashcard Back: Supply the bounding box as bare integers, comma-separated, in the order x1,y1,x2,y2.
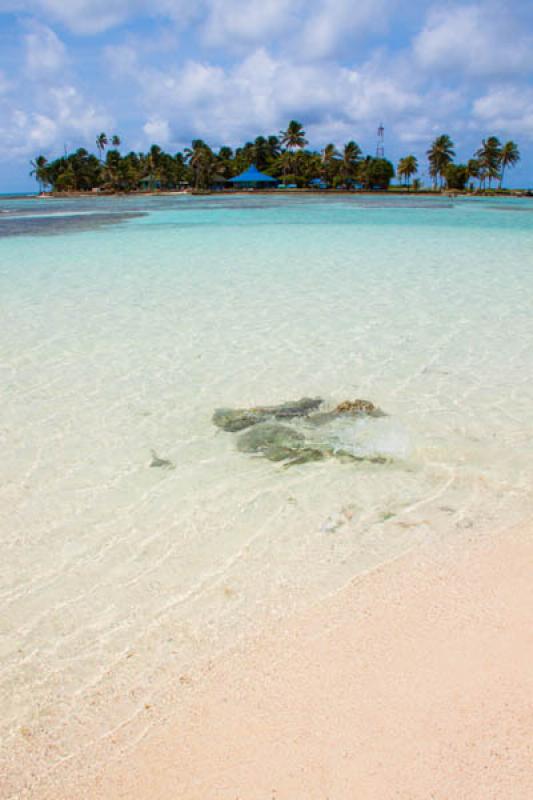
1,188,532,200
25,521,533,800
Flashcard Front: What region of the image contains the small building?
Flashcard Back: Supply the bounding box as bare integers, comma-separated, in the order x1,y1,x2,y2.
139,175,161,191
345,179,363,191
309,178,328,190
209,174,228,191
229,164,278,189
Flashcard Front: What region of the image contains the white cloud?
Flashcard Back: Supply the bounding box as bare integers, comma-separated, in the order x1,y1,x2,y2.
0,0,131,34
472,86,533,138
125,47,422,148
299,0,393,58
143,117,171,143
0,108,57,158
48,85,112,138
104,44,139,77
414,4,533,77
1,0,398,46
394,116,438,145
178,60,226,105
24,21,67,76
28,113,59,147
203,0,398,59
203,0,300,47
0,83,112,158
35,0,142,34
0,0,202,34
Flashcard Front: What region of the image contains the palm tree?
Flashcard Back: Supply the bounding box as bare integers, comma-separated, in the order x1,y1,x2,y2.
147,144,163,189
321,143,339,182
280,120,307,151
29,155,49,193
498,141,520,189
339,141,362,185
111,134,121,149
475,137,502,189
397,155,418,189
96,132,108,162
184,140,215,189
273,150,294,184
465,159,480,190
250,137,270,171
322,143,339,163
266,135,281,162
104,149,122,190
217,146,234,178
478,166,488,191
427,135,455,189
184,139,208,161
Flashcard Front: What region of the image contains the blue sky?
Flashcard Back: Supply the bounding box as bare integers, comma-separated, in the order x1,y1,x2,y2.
0,0,532,190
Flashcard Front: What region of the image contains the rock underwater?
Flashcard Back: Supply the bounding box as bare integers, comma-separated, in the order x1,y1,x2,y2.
149,450,175,469
213,398,393,467
236,422,325,466
212,397,323,433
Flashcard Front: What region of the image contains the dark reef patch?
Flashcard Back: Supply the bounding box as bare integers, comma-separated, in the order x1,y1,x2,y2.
214,398,389,467
0,211,146,238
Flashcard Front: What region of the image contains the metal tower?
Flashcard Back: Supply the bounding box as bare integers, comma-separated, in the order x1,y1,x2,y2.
376,124,385,159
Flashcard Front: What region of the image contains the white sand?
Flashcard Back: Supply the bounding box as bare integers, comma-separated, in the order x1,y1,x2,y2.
30,524,533,800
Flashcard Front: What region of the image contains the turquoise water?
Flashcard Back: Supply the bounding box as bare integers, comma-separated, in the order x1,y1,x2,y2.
1,193,533,794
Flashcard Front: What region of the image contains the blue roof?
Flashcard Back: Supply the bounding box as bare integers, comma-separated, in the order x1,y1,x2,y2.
231,164,277,183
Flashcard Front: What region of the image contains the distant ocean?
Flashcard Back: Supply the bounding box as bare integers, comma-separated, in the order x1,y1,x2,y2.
0,192,37,197
1,192,532,795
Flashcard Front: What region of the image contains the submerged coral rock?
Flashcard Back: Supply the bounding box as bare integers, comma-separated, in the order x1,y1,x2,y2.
304,399,385,428
333,450,390,465
335,399,385,417
283,448,326,468
213,397,323,432
237,423,305,460
235,423,327,466
149,450,175,469
259,397,323,418
212,408,263,432
213,396,394,467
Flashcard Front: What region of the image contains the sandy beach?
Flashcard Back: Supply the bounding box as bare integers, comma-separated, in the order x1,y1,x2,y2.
26,523,530,800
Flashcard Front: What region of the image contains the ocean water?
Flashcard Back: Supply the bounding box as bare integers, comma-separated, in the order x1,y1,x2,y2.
1,193,533,795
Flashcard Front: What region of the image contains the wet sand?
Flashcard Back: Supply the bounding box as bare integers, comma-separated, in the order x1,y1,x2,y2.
33,523,532,800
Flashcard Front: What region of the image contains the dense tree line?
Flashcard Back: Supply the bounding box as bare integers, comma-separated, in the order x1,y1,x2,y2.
29,122,519,194
395,134,520,191
29,121,393,193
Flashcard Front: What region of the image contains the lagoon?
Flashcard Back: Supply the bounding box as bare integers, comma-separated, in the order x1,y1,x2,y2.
1,193,532,795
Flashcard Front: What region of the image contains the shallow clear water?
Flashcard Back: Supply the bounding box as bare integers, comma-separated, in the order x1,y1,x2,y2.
1,193,533,794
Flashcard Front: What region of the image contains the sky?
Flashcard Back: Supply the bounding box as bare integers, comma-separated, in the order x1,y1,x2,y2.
0,0,532,191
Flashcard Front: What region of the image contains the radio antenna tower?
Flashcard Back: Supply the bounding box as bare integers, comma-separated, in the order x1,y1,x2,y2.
376,124,385,158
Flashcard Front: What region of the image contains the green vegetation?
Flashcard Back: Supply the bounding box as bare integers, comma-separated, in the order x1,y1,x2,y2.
498,140,520,189
396,155,418,189
443,164,469,191
427,134,455,189
29,120,392,193
413,134,520,192
30,122,521,194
